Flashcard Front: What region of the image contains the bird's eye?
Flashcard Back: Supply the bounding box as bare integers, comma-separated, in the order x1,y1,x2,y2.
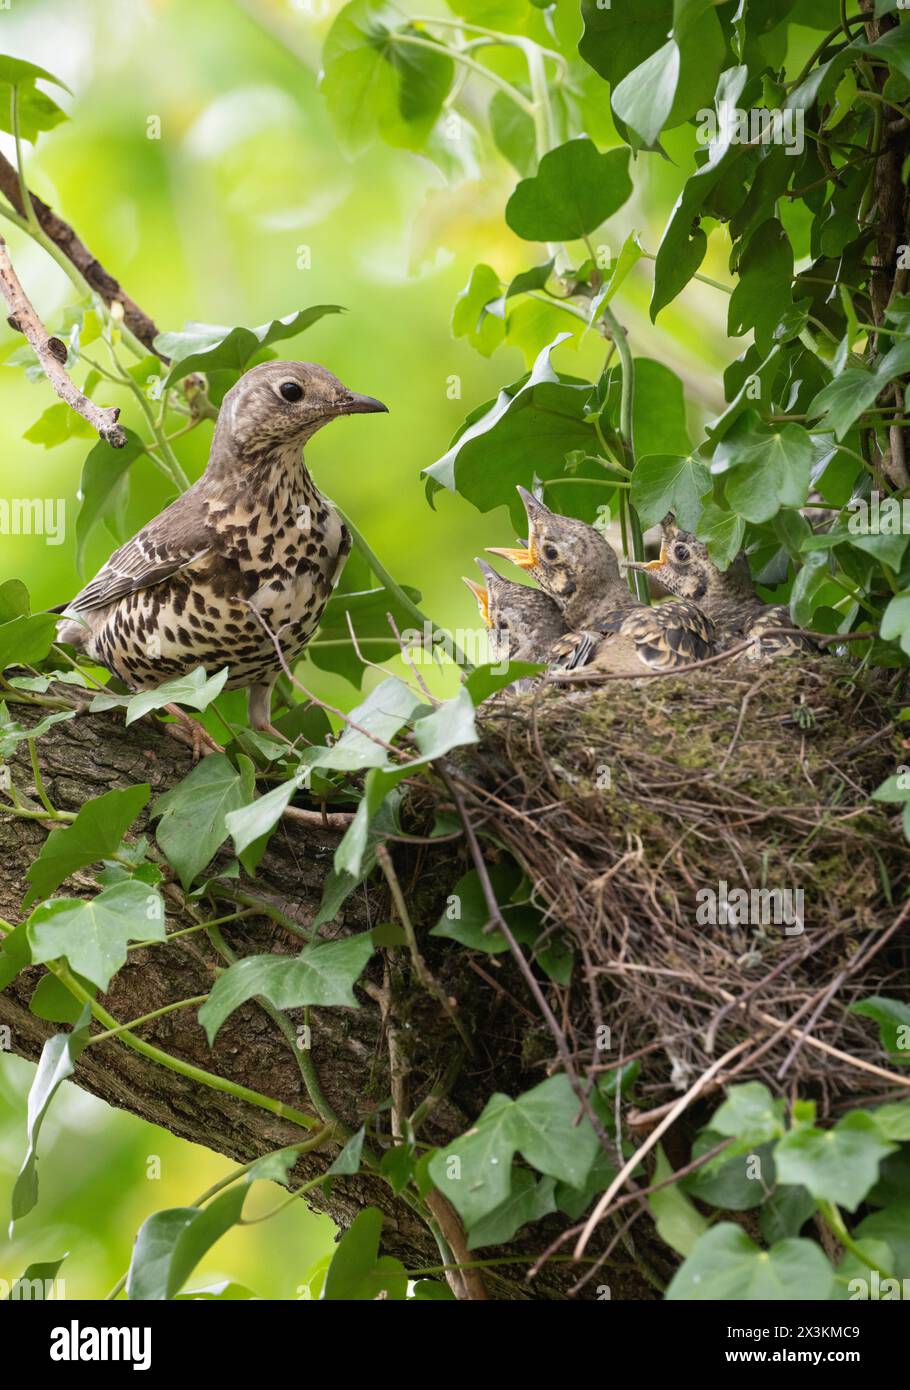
542,544,559,562
673,544,690,563
279,381,304,403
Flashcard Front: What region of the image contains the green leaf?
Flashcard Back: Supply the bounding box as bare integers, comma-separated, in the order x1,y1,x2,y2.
309,579,426,688
463,661,544,704
727,219,793,356
467,1169,556,1249
666,1223,834,1300
90,666,230,725
428,1074,601,1229
631,454,709,530
632,358,691,460
322,1,453,155
0,579,30,623
430,863,540,954
152,754,254,889
612,39,680,146
24,402,95,448
424,335,596,520
11,1006,93,1223
24,783,150,908
452,264,505,357
775,1112,898,1212
3,1255,67,1300
0,705,75,761
75,430,144,575
808,340,910,440
861,23,910,84
126,1187,248,1300
711,416,813,523
0,919,31,990
852,1201,910,1277
28,880,167,990
505,140,632,242
198,934,375,1044
322,1207,408,1300
760,1185,817,1245
850,996,910,1065
327,1127,366,1177
489,89,536,176
29,972,92,1024
157,307,345,388
710,1083,786,1145
694,501,746,569
0,57,69,143
0,613,59,672
871,1102,910,1142
649,1146,708,1257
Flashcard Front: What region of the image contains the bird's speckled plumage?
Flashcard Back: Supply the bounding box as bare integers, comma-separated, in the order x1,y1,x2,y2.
464,556,566,664
488,488,716,675
629,521,814,659
56,360,387,727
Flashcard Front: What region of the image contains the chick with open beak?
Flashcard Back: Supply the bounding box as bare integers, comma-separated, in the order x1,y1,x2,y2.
489,488,717,675
463,556,566,665
625,520,814,659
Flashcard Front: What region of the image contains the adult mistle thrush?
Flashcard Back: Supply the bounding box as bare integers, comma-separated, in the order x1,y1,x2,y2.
56,360,387,729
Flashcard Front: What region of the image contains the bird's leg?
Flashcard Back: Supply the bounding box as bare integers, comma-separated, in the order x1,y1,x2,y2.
247,678,291,743
161,703,223,761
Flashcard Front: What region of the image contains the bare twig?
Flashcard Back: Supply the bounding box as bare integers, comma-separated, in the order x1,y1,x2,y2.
0,151,164,356
0,235,127,446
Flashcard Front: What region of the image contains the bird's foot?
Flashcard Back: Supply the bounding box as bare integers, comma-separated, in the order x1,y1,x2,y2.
161,704,224,761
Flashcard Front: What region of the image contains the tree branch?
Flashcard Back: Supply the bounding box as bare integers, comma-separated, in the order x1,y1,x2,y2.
0,150,165,357
0,234,127,447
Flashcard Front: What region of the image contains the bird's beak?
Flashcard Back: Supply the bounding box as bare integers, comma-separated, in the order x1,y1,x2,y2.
462,576,491,627
486,543,538,571
337,391,388,415
623,545,667,573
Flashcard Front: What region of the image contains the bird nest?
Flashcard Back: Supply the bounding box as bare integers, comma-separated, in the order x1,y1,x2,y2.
454,657,910,1114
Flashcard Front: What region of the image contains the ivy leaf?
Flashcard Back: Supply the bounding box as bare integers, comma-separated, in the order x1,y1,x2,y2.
505,140,632,242
29,972,93,1024
75,430,144,576
0,56,69,144
90,666,229,725
0,705,75,760
694,501,746,569
869,1102,910,1142
0,920,31,990
850,996,910,1066
126,1187,248,1300
424,335,596,523
467,1169,557,1250
612,39,680,147
158,307,345,388
861,23,910,84
463,661,544,704
23,783,151,908
152,754,255,889
808,340,910,440
3,1255,68,1300
322,1,453,156
27,881,167,991
309,576,426,689
0,613,59,672
649,1146,709,1257
489,88,536,177
632,359,691,460
760,1186,817,1245
452,264,505,357
631,454,710,530
727,219,793,356
711,415,813,523
327,1127,366,1177
651,65,750,318
11,1006,93,1223
774,1112,898,1212
198,934,375,1043
24,403,95,448
431,864,540,954
666,1224,834,1300
710,1082,787,1146
0,579,30,623
322,1207,408,1300
428,1074,601,1228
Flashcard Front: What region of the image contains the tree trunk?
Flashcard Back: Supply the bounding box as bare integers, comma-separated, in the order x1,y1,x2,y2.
0,704,661,1301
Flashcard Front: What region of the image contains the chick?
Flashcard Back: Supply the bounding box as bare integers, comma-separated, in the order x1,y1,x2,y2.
488,488,716,674
463,557,566,664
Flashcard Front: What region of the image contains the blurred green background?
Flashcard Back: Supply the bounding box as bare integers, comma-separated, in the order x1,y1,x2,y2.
0,0,742,1297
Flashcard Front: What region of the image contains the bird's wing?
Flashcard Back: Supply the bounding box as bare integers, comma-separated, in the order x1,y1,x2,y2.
64,496,212,614
748,604,815,655
619,601,716,671
551,609,629,670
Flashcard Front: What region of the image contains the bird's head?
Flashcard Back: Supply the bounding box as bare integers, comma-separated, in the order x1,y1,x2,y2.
487,486,621,607
216,360,387,462
464,557,564,663
625,528,734,602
